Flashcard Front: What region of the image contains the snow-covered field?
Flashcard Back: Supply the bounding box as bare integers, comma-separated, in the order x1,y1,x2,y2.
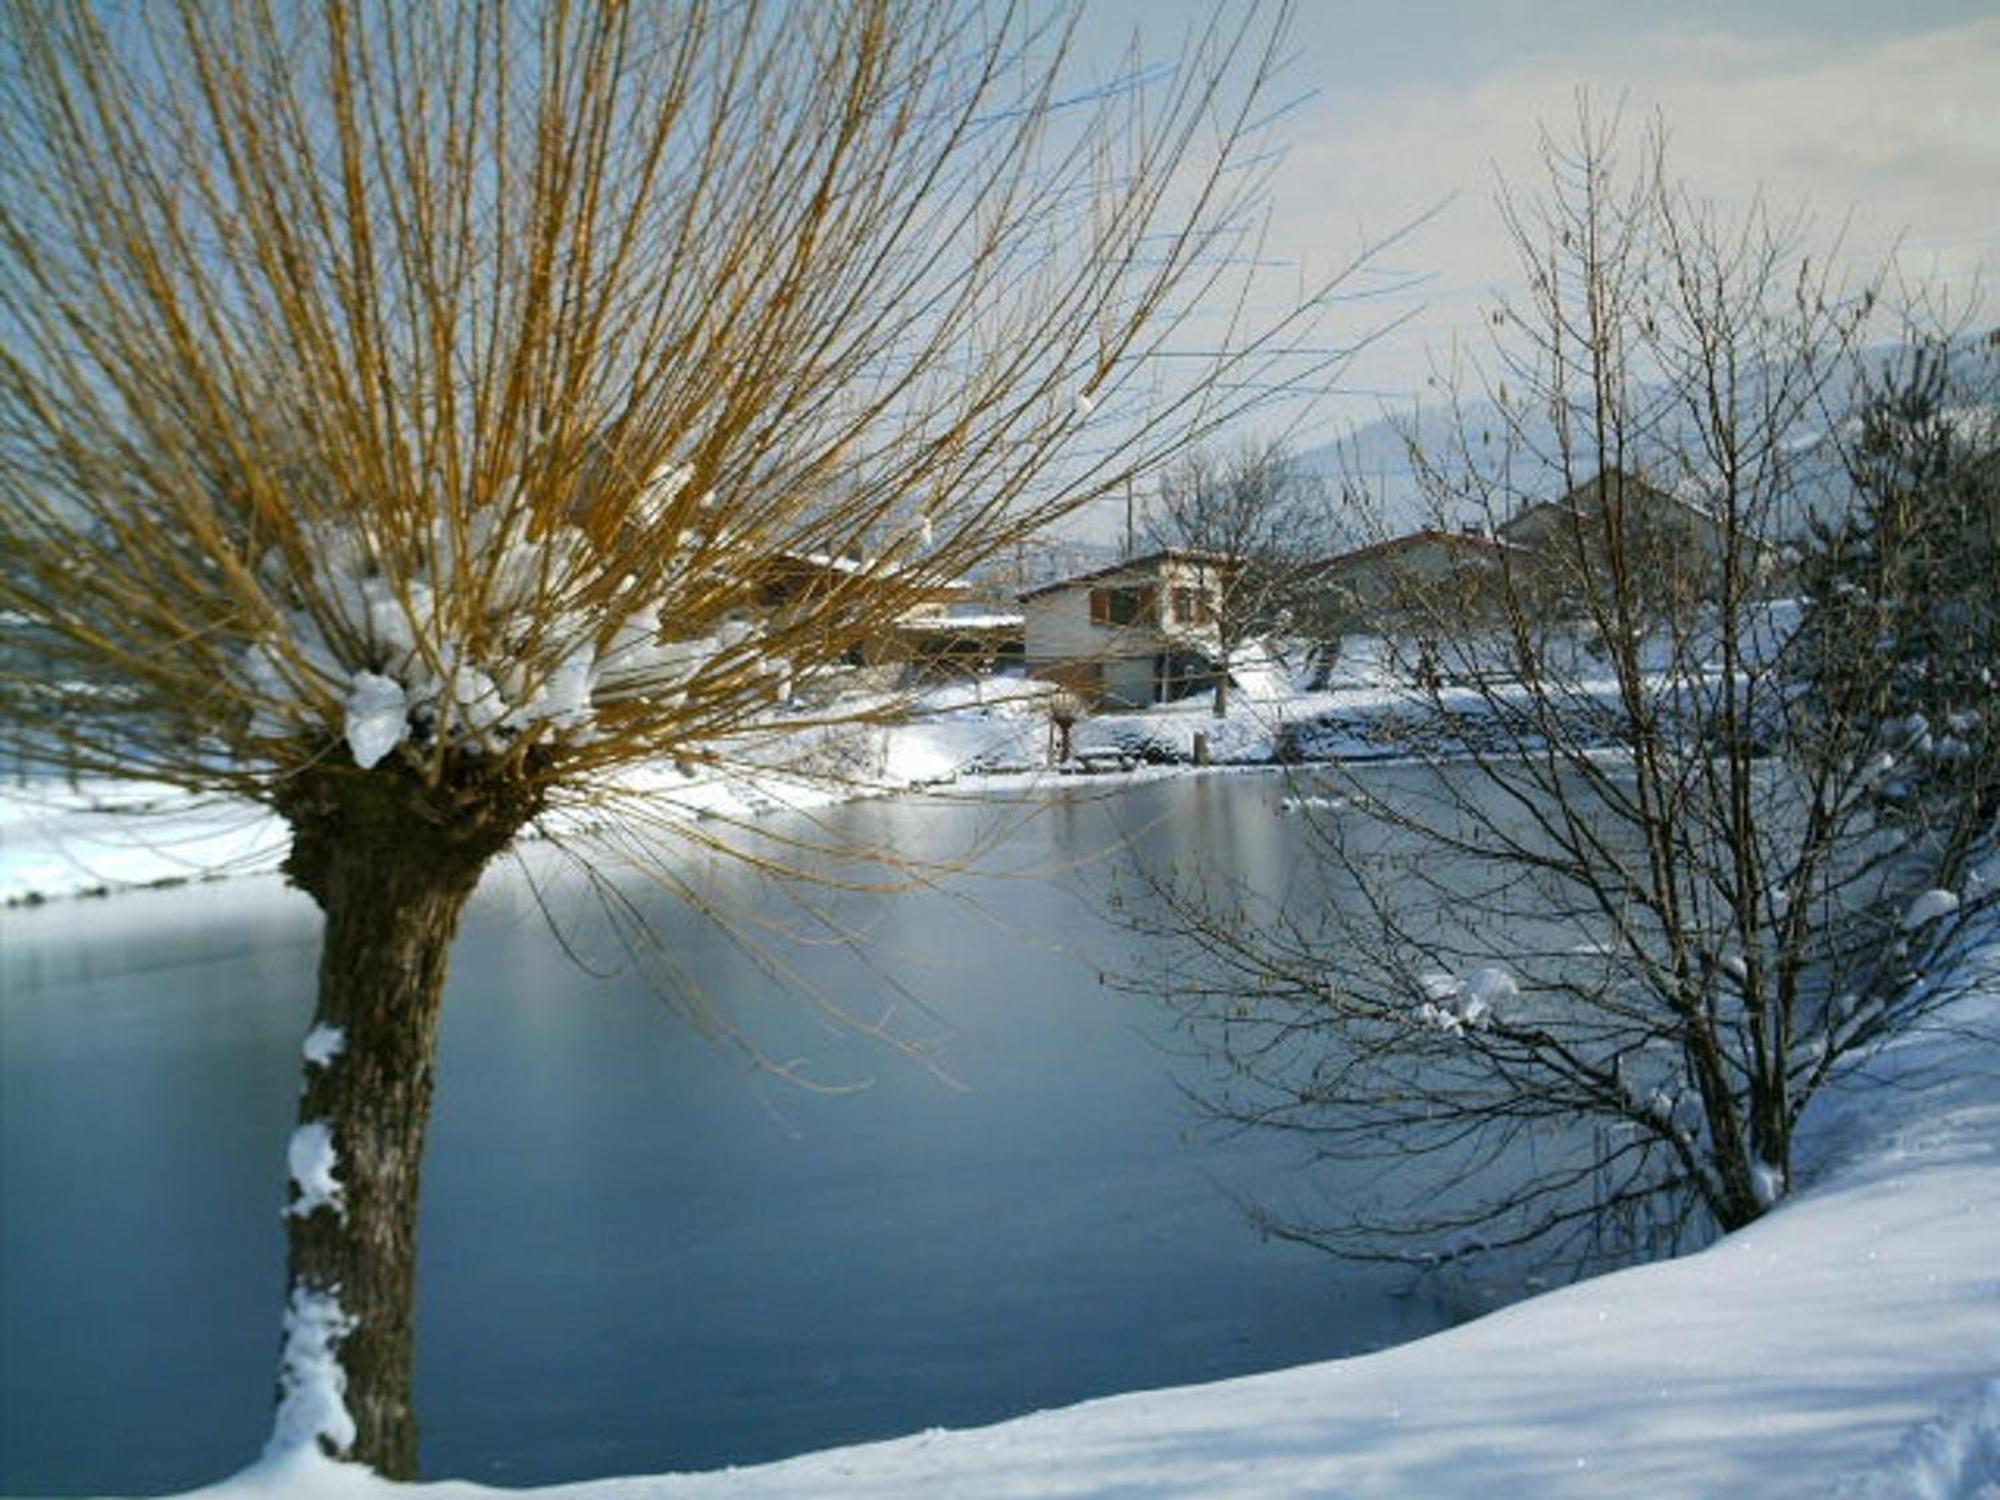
0,667,1364,907
7,665,1998,1498
0,677,1060,906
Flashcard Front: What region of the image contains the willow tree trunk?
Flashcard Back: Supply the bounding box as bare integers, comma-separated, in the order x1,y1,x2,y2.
273,765,538,1478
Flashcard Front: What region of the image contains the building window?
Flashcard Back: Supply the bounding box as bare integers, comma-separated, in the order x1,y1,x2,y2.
1169,586,1212,625
1089,584,1155,627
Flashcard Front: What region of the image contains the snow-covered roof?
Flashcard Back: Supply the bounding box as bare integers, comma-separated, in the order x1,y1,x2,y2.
758,549,969,592
894,611,1024,634
1497,468,1719,541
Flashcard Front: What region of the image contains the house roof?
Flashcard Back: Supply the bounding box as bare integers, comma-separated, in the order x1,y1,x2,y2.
1016,547,1240,602
1312,528,1516,572
751,548,970,595
1496,468,1715,542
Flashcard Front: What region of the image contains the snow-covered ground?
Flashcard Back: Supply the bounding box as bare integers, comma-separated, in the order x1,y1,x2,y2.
0,666,1371,906
0,676,1061,906
9,661,1999,1497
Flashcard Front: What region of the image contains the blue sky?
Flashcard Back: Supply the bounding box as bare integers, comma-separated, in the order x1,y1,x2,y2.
1073,0,2000,434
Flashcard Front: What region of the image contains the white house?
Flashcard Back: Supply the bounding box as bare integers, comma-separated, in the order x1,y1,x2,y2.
1018,548,1236,708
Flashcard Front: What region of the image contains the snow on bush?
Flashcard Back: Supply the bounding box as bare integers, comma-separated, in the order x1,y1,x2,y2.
267,1283,359,1459
1278,793,1347,813
286,1122,344,1221
1751,1157,1787,1208
342,673,408,771
1415,965,1515,1034
1903,889,1963,930
236,473,738,769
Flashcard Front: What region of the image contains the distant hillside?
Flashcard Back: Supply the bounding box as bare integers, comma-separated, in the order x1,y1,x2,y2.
1030,335,1993,566
1292,336,1995,545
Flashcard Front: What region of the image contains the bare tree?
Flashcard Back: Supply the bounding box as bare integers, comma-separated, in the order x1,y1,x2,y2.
0,0,1342,1475
1126,105,1998,1276
1146,439,1328,714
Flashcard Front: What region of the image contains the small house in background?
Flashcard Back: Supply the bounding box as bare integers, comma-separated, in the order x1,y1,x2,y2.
1020,548,1237,708
1495,468,1734,609
738,550,1022,672
1313,469,1747,641
884,603,1024,676
1308,527,1515,635
1496,468,1720,554
743,549,965,621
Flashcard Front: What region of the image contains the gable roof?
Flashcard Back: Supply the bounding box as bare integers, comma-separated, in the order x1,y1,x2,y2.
1312,528,1517,572
1017,547,1239,602
1497,468,1715,542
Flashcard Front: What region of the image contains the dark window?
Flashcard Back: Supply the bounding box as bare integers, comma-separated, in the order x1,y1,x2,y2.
1089,585,1155,627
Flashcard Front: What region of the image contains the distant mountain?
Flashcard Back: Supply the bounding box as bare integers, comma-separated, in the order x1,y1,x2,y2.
1290,402,1493,542
1030,335,1994,564
1291,336,1996,546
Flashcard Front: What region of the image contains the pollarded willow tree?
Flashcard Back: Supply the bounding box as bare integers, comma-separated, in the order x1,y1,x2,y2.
1127,105,1998,1277
0,0,1344,1476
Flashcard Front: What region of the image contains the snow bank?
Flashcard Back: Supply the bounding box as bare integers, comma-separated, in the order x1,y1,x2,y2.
0,675,1070,905
1072,685,1366,767
0,779,290,904
1833,1379,2000,1500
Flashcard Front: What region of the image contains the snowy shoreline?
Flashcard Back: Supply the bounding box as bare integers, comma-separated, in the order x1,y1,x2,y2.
0,658,1746,911
0,672,1378,910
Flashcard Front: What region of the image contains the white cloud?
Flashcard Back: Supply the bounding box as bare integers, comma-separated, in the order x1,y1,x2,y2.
1277,17,2000,414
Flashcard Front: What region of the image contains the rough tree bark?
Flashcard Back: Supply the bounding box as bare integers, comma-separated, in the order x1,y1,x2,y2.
274,765,540,1478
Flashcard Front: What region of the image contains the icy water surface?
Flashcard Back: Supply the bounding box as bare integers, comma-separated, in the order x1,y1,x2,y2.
1,772,1472,1493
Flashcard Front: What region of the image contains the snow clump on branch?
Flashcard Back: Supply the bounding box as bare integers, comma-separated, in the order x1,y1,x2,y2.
301,1025,346,1069
1903,889,1962,930
286,1121,345,1221
235,473,740,770
1415,966,1516,1035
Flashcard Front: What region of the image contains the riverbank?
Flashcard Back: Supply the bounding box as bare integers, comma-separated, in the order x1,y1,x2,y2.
0,671,1379,906
3,653,1683,909
0,678,1035,905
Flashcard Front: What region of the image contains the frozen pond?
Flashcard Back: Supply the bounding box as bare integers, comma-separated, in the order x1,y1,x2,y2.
2,772,1476,1493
